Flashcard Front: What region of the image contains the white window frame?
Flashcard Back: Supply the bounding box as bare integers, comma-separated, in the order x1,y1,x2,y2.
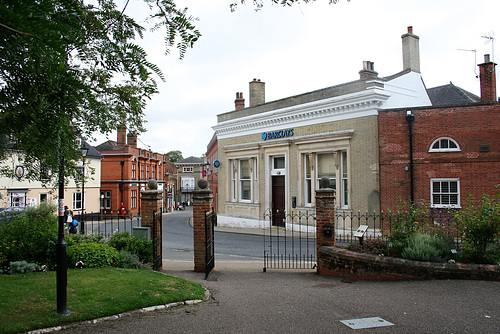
315,152,336,190
430,178,460,208
429,137,460,152
239,159,252,202
73,192,84,210
304,154,313,206
183,166,193,173
131,190,137,209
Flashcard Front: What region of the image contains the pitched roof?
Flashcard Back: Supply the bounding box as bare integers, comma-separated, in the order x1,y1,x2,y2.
427,82,480,106
175,156,204,165
95,140,125,152
82,140,103,159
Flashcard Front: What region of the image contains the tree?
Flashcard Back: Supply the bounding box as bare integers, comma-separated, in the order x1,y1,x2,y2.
0,0,200,182
166,150,183,163
230,0,348,11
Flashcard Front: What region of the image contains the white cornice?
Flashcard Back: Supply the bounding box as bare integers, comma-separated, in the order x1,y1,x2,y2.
213,88,389,140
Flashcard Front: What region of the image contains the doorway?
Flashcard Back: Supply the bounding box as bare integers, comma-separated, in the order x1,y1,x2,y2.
271,175,285,227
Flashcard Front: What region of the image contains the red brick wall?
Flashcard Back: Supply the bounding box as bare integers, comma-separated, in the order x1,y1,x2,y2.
379,103,500,211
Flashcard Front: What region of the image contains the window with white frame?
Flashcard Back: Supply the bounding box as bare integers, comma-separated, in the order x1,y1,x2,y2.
429,137,460,152
340,151,349,208
229,158,257,202
302,150,349,208
183,167,193,173
316,153,336,189
304,154,313,206
73,192,84,210
239,159,251,201
231,160,236,201
431,179,460,208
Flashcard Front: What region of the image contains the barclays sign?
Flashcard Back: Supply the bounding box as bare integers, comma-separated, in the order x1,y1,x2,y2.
262,128,294,141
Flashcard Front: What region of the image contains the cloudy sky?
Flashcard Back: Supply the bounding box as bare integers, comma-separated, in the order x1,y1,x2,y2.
89,0,499,159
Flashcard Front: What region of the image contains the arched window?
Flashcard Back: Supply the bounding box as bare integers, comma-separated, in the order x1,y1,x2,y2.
429,137,460,152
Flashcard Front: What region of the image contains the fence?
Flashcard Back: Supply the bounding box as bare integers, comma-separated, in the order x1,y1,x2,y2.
263,209,316,270
73,212,142,238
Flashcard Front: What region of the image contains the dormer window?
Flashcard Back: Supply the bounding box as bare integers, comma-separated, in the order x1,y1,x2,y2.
429,137,460,152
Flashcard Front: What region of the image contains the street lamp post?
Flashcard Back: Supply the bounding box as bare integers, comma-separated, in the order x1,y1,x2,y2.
80,145,88,234
56,155,71,316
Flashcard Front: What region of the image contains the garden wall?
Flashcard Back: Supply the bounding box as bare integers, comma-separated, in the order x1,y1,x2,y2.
318,247,500,281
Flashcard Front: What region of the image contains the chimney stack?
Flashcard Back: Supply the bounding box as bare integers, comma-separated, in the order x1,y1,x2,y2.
359,61,378,80
249,78,265,107
402,26,420,73
127,132,138,148
117,125,126,146
235,92,245,110
478,54,497,102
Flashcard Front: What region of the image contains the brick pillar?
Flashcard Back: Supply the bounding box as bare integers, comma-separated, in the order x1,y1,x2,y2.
140,189,162,229
315,179,336,275
192,180,213,273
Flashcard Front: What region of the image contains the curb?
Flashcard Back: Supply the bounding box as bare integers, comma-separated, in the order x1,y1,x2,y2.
28,289,211,334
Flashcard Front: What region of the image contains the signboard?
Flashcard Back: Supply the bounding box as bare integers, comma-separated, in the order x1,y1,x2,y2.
353,225,369,238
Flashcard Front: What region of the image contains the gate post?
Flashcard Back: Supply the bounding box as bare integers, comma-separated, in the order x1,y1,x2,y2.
193,179,213,273
141,179,163,270
315,177,336,274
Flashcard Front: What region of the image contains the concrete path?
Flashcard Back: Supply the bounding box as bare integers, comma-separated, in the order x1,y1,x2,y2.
58,260,500,334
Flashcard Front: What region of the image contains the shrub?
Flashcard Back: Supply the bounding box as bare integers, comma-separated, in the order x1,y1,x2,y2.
384,199,430,255
9,260,40,274
109,231,153,263
0,203,58,268
66,233,106,247
67,242,119,268
401,233,452,262
454,189,500,264
116,250,149,269
346,238,388,255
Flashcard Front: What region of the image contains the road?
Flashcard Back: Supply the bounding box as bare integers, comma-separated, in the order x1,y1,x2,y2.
163,207,263,262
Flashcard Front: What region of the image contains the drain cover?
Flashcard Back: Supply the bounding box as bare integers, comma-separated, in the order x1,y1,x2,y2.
340,317,394,329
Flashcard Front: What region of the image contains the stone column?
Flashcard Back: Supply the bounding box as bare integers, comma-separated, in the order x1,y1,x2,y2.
315,177,336,274
192,179,213,272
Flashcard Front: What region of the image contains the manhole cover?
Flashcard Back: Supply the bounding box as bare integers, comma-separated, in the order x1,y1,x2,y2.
340,317,394,329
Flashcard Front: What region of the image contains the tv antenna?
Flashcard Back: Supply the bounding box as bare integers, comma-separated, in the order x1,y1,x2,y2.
457,48,478,78
481,31,495,62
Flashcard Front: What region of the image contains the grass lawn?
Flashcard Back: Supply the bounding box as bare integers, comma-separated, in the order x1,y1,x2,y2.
0,268,205,334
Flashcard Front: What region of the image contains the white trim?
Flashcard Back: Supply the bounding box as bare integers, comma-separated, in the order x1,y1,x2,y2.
429,137,461,152
430,178,461,208
214,89,388,139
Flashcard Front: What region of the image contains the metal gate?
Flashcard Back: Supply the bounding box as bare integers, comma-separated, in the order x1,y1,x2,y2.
263,209,316,271
152,209,163,271
205,208,216,279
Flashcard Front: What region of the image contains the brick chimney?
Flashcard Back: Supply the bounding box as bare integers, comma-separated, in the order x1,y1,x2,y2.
402,26,420,73
117,125,126,146
359,61,378,80
249,78,265,107
235,92,245,110
478,54,497,102
127,132,138,148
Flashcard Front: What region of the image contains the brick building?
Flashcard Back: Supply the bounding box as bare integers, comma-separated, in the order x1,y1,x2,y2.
96,127,171,215
379,55,500,211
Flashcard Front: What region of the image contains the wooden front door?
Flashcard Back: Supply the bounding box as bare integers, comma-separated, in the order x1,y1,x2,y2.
272,176,285,227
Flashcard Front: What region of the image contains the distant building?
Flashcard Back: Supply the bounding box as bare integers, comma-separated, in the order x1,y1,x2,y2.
175,156,206,205
95,127,170,215
0,138,102,212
